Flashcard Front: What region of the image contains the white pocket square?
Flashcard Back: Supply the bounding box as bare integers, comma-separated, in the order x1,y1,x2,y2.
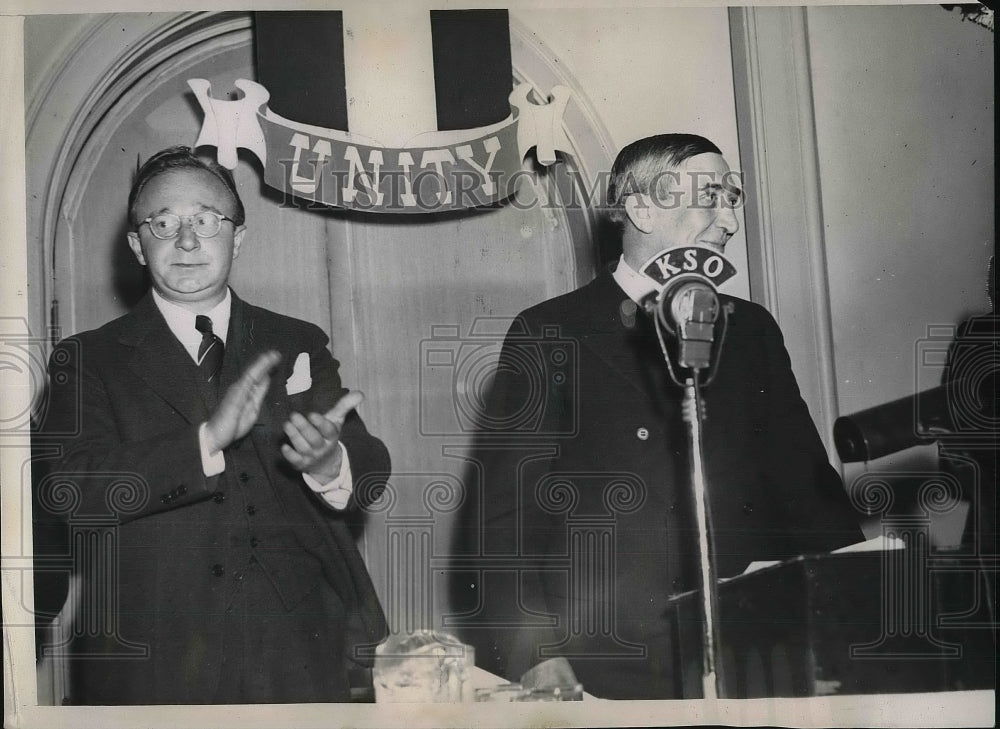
285,352,312,395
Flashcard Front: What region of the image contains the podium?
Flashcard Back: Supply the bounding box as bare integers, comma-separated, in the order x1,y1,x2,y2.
666,551,996,698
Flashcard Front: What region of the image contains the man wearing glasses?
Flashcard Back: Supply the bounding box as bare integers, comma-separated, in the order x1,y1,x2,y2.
42,146,389,704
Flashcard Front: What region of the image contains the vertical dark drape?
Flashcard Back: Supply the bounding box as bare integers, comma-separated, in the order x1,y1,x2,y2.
430,10,512,130
255,11,349,131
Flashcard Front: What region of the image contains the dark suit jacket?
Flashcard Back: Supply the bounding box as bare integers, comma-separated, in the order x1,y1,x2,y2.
452,267,862,699
41,291,389,703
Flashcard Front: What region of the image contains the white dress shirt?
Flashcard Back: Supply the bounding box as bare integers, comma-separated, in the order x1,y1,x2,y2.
611,255,659,304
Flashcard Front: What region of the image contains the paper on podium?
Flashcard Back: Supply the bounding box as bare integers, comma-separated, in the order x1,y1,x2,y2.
830,533,906,554
740,534,906,576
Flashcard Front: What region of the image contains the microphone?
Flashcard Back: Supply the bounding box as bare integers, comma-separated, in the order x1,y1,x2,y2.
638,246,737,381
646,279,721,370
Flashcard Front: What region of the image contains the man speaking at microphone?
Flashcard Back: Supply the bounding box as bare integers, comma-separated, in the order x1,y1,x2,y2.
455,134,862,699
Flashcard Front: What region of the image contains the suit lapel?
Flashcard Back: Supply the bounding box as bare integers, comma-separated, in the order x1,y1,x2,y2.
230,294,295,495
120,294,210,424
227,292,295,422
223,292,291,400
227,292,279,456
219,291,253,392
573,270,673,402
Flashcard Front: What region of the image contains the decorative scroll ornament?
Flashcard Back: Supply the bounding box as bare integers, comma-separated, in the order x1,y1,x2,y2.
509,84,572,167
189,79,270,170
188,79,574,214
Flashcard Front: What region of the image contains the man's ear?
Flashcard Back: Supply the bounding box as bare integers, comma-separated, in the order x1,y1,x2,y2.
232,226,246,260
624,194,654,234
126,232,146,266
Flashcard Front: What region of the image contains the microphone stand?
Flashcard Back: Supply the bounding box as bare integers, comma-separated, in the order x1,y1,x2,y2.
648,283,726,700
682,369,720,700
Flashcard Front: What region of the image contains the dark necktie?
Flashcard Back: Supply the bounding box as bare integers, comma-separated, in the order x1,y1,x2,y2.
195,315,224,383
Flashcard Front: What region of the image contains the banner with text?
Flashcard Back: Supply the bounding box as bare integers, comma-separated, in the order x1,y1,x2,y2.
189,79,573,213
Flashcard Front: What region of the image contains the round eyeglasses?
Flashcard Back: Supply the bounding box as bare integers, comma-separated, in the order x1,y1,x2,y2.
139,211,236,240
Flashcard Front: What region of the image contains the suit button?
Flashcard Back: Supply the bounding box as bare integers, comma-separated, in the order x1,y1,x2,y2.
250,537,259,548
742,501,754,515
636,427,649,441
213,491,225,504
212,564,224,577
247,505,256,516
239,472,249,483
160,495,170,504
177,485,187,495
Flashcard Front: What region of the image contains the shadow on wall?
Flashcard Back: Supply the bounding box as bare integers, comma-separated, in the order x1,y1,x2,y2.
110,214,149,311
595,214,622,269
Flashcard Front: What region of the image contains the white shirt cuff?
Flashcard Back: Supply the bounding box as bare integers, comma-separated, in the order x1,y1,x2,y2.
302,442,353,510
199,422,226,477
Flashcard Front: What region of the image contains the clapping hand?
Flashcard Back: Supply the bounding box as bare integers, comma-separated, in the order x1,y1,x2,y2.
204,350,282,452
281,391,365,481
